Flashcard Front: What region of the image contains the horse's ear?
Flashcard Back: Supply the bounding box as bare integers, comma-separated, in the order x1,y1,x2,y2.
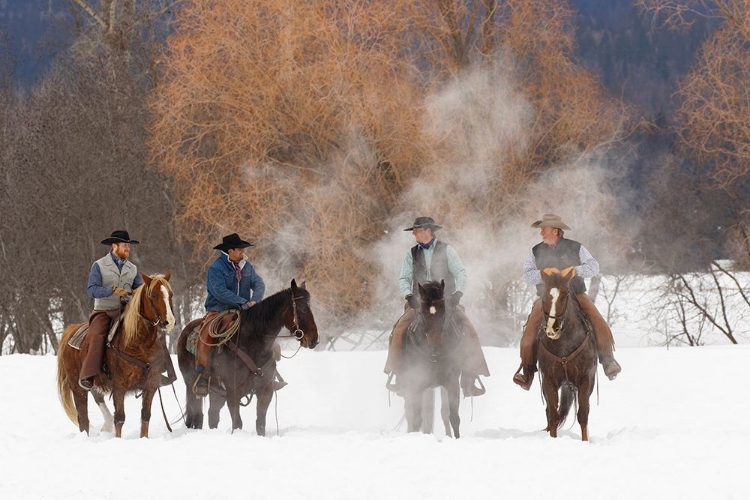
299,281,306,290
163,270,172,281
542,267,560,276
439,279,445,292
291,279,298,291
561,267,577,278
141,272,152,286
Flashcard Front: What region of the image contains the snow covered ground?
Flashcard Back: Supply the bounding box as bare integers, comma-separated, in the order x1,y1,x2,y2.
1,345,749,499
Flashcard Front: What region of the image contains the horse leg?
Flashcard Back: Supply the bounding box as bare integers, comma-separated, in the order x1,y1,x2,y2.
139,388,156,438
542,379,559,438
71,386,90,434
446,377,461,439
112,388,127,438
439,386,452,438
226,393,243,432
420,388,435,434
406,392,423,432
185,390,204,429
207,392,226,429
91,391,114,433
256,384,274,437
578,376,595,442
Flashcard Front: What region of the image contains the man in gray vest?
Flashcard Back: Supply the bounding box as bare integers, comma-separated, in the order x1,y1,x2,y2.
512,214,621,390
384,217,490,397
79,230,144,390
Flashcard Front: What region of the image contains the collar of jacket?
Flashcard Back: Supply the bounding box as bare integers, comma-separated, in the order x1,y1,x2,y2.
220,251,247,270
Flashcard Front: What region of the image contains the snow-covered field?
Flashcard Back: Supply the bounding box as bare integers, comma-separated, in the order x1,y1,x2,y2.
1,346,749,499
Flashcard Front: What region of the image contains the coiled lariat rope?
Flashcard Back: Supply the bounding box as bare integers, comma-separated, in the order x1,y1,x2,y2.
197,310,241,347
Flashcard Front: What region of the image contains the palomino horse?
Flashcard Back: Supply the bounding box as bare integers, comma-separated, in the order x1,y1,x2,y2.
176,279,319,435
537,267,597,441
57,272,175,438
401,280,463,438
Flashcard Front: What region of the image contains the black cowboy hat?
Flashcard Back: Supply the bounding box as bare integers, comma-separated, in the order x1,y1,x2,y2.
213,233,253,252
101,230,140,245
403,216,442,232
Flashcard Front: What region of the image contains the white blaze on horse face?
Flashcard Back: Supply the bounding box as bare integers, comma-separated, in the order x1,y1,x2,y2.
430,306,436,315
161,284,176,331
546,288,560,339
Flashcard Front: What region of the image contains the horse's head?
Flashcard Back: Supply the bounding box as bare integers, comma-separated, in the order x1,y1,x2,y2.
284,279,319,349
140,270,176,331
418,280,446,346
540,267,576,340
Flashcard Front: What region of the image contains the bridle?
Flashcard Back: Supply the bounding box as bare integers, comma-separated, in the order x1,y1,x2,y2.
275,293,307,341
542,288,567,337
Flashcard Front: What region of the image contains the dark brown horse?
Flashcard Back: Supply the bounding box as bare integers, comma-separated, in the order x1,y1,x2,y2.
401,280,463,438
57,272,175,438
537,267,598,441
176,279,319,435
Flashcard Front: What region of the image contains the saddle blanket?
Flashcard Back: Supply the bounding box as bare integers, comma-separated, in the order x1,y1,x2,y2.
66,317,123,350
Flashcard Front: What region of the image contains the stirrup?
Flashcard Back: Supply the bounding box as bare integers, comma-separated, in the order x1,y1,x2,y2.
512,365,533,391
192,374,209,397
464,377,486,397
272,370,288,391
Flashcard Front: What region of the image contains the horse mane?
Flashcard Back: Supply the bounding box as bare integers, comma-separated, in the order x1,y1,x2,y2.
122,275,172,346
240,286,308,334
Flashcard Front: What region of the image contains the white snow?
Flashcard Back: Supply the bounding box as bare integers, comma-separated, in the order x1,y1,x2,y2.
1,345,749,499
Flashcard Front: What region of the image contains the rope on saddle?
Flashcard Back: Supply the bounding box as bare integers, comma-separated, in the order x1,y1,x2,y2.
200,310,241,347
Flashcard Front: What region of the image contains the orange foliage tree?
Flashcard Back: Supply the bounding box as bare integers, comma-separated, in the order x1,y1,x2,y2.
150,0,625,334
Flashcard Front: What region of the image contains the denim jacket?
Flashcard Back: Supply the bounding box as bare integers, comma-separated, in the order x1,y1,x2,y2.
204,253,265,312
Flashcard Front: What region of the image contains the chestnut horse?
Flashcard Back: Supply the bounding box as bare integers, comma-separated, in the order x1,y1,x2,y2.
57,272,175,438
537,267,597,441
176,279,319,435
401,280,463,438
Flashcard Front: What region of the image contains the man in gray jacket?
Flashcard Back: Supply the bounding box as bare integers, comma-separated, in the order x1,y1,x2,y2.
79,230,144,390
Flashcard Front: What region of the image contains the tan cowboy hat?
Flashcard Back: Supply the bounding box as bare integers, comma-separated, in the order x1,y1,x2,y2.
531,213,571,230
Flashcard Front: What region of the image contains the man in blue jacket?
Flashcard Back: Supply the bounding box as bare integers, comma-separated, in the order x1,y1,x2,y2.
194,233,265,396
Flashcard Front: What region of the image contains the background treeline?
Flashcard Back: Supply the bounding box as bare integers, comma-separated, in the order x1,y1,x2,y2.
0,0,747,353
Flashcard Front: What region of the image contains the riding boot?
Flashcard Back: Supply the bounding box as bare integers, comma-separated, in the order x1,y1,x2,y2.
192,366,209,397
383,309,415,374
513,300,542,390
80,309,118,384
576,293,622,380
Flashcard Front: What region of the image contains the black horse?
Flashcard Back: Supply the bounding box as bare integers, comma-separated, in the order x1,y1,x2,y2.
537,267,598,441
176,279,319,435
400,280,463,438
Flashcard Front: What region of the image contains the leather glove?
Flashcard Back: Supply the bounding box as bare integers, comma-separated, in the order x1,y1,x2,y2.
112,287,129,298
449,291,462,308
406,294,420,310
241,301,256,310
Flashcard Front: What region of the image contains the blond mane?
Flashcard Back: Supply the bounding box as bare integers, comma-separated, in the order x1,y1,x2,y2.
121,274,172,346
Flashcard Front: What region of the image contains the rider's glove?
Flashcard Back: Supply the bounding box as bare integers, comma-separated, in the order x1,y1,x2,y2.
112,286,128,298
449,291,463,308
240,301,255,310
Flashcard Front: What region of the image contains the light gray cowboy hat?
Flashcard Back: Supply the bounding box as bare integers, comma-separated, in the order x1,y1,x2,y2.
531,213,571,230
403,216,443,231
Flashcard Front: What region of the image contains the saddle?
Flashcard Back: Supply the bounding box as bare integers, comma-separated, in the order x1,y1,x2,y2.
67,317,123,350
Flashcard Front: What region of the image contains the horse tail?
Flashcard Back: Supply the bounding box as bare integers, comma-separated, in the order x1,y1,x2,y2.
557,382,576,429
57,326,80,426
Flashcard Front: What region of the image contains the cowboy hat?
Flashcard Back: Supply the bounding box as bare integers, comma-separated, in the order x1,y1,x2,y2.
213,233,253,252
531,213,571,230
101,230,140,245
403,216,443,232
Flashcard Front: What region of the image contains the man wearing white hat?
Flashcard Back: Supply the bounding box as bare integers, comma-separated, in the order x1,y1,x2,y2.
513,214,621,390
